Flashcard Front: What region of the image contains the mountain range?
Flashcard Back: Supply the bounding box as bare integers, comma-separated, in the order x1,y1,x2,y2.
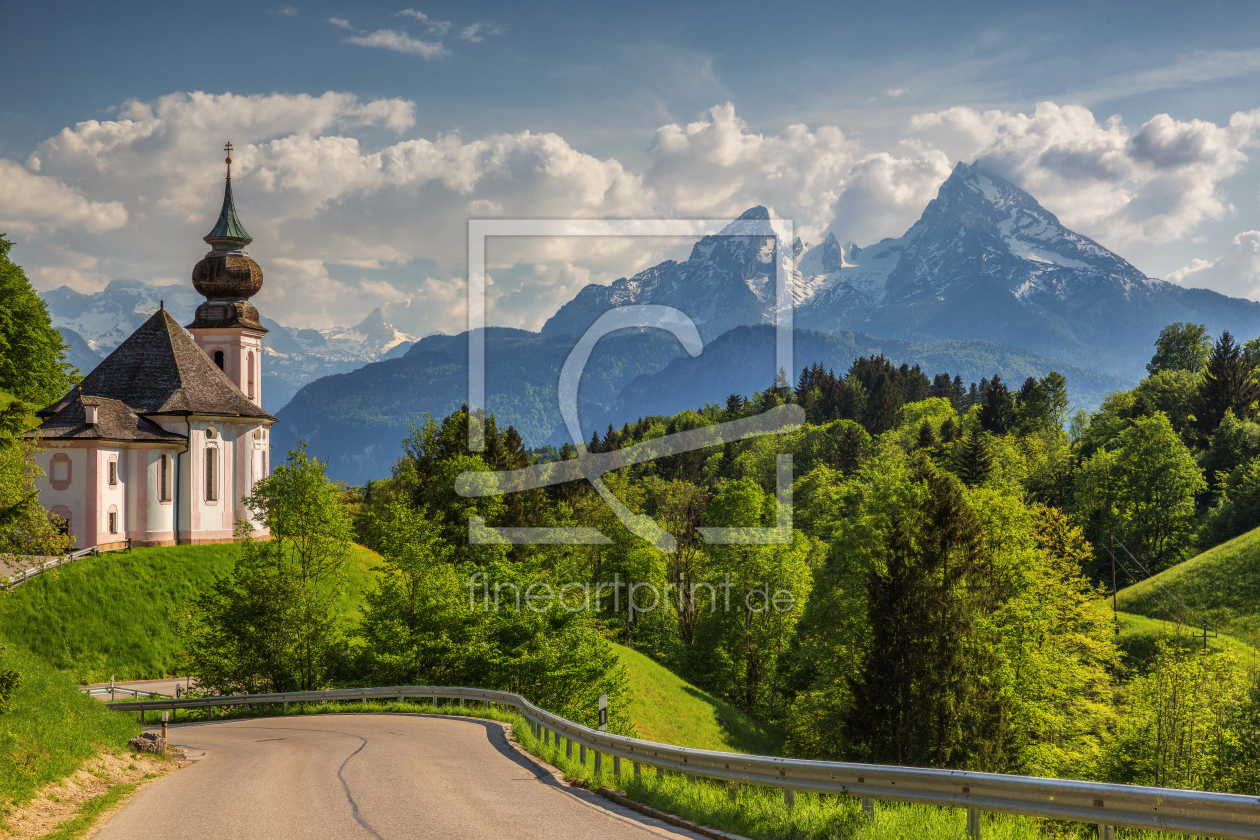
271,162,1260,482
548,163,1260,381
50,162,1260,483
40,279,417,412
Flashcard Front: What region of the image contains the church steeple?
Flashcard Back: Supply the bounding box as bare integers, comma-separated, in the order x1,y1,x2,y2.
188,142,267,406
204,144,252,248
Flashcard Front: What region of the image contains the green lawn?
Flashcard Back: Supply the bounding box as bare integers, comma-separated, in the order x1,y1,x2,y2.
612,643,784,755
1107,609,1260,673
0,642,138,809
1114,525,1260,646
0,542,382,684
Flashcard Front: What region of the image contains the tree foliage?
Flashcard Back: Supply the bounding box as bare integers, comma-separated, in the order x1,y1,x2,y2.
1148,322,1212,376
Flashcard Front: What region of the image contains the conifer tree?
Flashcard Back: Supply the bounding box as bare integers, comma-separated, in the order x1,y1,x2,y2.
1196,331,1260,437
955,430,994,486
917,420,937,450
980,375,1016,434
843,463,1007,770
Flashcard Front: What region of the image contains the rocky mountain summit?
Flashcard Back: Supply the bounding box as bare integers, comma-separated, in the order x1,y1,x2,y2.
545,163,1260,379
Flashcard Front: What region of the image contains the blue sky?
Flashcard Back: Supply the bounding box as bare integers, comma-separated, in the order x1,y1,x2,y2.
5,0,1260,335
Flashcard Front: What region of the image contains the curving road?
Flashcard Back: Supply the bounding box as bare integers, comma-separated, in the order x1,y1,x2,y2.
94,713,707,840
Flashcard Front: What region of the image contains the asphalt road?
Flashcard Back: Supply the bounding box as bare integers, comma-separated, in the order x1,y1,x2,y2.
94,713,708,840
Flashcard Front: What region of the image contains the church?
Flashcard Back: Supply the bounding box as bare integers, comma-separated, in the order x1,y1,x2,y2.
29,148,275,549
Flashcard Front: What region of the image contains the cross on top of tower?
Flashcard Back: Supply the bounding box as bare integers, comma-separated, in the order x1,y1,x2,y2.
224,142,233,177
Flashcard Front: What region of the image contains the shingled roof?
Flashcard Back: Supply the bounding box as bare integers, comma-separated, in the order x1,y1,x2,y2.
33,395,187,442
36,309,274,428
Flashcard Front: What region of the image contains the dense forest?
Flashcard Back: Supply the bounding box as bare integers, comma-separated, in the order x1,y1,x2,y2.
280,319,1260,793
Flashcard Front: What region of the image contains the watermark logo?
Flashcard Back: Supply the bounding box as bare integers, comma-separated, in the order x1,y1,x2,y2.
457,218,800,548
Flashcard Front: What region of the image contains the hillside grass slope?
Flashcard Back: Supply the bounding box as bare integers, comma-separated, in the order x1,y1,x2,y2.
0,542,382,684
613,643,783,755
1114,525,1260,645
0,642,138,809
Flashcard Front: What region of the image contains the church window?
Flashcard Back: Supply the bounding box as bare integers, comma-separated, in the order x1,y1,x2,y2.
108,506,118,534
108,458,117,487
52,457,69,485
247,351,255,399
214,350,225,370
51,506,71,536
205,446,218,502
160,454,172,502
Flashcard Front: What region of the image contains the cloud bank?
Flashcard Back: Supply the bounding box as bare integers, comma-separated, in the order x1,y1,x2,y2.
5,92,1260,336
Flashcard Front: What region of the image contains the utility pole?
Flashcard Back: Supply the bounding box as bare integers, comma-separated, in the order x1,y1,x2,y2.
1109,534,1119,635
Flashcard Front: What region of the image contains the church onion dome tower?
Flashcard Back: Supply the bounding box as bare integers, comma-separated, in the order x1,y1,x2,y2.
188,143,267,333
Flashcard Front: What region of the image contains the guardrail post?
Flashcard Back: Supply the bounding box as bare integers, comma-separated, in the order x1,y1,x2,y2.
967,808,982,839
784,789,795,810
613,755,620,777
566,738,572,758
1098,826,1114,840
283,701,288,712
594,751,602,775
727,782,736,800
863,797,875,819
580,744,586,765
544,728,550,746
634,761,641,780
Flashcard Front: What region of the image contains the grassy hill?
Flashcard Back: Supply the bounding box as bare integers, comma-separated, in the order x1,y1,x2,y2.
0,542,382,684
0,642,138,808
1114,526,1260,645
612,643,783,755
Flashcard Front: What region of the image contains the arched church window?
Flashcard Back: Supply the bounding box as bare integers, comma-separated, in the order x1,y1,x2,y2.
205,446,218,502
108,505,119,535
160,453,173,502
213,350,225,370
247,351,255,399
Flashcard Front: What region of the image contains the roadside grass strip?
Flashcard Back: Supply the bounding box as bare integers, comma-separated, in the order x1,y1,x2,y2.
121,699,1213,840
36,781,137,840
0,644,138,810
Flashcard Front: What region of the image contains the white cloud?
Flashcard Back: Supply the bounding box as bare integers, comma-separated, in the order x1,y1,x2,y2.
0,159,127,235
911,101,1260,247
1169,231,1260,300
345,29,448,59
328,17,352,30
279,6,298,17
459,22,502,42
1077,49,1260,104
886,88,908,98
12,92,1260,337
397,9,450,36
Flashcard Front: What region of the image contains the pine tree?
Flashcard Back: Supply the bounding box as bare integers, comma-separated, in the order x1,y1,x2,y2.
979,375,1016,434
966,381,980,409
940,416,959,444
1196,331,1260,437
588,429,602,453
833,422,870,475
726,393,745,415
952,375,966,409
843,463,1007,770
917,420,938,450
955,430,994,486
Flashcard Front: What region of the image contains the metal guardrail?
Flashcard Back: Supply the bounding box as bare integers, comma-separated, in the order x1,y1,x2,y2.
84,685,172,701
106,684,1260,838
3,541,132,589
